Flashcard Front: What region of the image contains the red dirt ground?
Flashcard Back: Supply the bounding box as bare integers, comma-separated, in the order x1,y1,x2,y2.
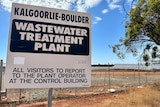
17,93,116,107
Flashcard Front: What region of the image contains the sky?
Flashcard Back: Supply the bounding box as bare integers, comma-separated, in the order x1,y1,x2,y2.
0,0,138,64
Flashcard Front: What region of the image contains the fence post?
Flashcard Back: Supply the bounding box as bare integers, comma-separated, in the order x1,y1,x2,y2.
0,60,3,100
103,69,107,90
138,62,141,86
108,64,111,90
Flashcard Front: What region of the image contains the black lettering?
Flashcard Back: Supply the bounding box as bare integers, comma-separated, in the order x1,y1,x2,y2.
14,7,19,15
13,68,24,72
29,9,33,17
9,79,17,83
56,13,59,20
13,7,89,24
34,10,39,17
49,12,53,19
20,78,31,83
61,13,65,21
25,9,28,16
20,8,24,16
78,16,81,22
45,11,49,18
12,73,21,78
34,78,61,84
24,73,35,78
85,17,89,24
40,11,44,18
66,14,70,21
70,15,74,22
64,79,87,83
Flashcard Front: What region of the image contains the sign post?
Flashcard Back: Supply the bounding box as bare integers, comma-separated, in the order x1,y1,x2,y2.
48,88,53,107
5,3,91,106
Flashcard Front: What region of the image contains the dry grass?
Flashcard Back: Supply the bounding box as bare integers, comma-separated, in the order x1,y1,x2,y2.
96,82,160,107
16,82,160,107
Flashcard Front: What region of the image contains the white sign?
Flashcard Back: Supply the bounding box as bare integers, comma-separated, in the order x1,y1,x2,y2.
5,3,91,88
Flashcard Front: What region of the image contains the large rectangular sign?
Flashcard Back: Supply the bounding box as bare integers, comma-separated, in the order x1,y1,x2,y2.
5,3,91,88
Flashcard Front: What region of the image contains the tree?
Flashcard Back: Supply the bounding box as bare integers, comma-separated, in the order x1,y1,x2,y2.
112,0,160,66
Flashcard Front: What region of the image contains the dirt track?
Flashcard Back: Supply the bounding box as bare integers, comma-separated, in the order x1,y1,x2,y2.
17,93,115,107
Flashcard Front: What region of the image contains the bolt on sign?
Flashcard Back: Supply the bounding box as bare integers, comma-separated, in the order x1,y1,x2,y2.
5,3,91,88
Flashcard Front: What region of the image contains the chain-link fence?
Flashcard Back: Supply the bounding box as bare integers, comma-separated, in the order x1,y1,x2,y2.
1,61,160,106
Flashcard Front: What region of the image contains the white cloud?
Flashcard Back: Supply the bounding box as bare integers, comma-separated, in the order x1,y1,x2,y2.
0,0,102,12
0,0,71,12
102,9,108,14
93,16,102,25
76,0,102,12
106,0,122,10
95,16,102,21
85,0,102,8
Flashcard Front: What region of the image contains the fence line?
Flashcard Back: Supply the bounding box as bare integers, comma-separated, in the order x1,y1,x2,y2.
1,61,160,105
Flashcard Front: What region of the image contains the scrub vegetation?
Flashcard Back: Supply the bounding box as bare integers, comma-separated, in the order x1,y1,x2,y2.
16,81,160,107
